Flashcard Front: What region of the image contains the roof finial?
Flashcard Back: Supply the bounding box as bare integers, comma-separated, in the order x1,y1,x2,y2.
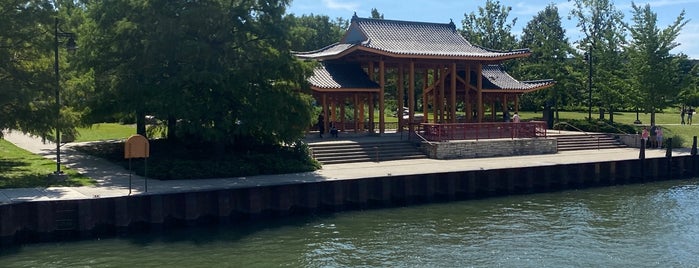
352,12,358,22
449,18,456,32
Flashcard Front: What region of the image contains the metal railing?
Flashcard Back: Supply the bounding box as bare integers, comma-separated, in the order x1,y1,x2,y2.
415,121,548,142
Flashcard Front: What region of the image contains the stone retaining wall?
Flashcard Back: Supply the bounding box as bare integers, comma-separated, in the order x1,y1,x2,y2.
421,138,557,159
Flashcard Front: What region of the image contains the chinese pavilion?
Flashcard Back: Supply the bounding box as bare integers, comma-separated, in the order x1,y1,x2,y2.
295,14,555,134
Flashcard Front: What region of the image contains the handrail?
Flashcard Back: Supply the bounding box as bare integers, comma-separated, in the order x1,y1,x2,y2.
597,121,633,135
553,122,600,150
412,130,433,145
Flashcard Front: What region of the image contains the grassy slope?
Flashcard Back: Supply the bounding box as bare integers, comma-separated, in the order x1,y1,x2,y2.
0,139,93,189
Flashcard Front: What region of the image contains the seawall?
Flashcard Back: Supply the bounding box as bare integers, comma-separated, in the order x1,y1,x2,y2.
2,154,697,247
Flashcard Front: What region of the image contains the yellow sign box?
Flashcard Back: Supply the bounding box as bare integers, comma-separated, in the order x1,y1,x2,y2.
124,134,150,159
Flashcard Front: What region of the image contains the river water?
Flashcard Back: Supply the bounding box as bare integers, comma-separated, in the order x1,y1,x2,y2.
2,179,699,267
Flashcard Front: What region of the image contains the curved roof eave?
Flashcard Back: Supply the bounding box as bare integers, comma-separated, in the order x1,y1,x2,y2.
295,44,531,61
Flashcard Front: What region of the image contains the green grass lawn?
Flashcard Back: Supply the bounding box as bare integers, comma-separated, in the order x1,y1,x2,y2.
75,123,137,142
0,139,93,189
0,122,133,189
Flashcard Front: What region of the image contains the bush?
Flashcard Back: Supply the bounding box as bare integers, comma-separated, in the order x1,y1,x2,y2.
553,119,637,134
73,139,321,180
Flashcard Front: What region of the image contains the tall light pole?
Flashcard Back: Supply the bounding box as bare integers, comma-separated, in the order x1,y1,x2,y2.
52,18,76,178
585,45,593,122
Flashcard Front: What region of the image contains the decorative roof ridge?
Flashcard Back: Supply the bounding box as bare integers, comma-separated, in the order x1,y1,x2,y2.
351,15,456,30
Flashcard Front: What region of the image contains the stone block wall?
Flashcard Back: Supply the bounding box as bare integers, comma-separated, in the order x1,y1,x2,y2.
421,138,557,159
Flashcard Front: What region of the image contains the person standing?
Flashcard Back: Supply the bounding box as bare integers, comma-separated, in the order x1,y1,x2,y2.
688,107,694,125
641,127,649,145
656,126,664,148
649,125,657,148
512,112,520,123
317,113,325,138
681,107,686,125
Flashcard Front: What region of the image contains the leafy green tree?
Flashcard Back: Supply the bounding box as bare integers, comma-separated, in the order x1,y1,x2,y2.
287,14,346,52
461,0,518,51
370,8,384,19
570,0,627,122
625,3,687,125
77,0,314,149
679,60,699,107
0,0,60,138
518,4,576,121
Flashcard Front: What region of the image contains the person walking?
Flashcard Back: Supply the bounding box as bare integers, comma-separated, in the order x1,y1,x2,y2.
681,107,686,125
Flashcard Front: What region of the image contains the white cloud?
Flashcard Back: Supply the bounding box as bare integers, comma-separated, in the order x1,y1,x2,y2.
322,0,360,12
674,22,699,59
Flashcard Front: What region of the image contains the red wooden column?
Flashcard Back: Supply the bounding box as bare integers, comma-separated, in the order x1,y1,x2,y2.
450,62,457,123
409,61,416,130
423,70,429,123
465,63,472,122
477,64,483,123
368,92,374,132
379,59,385,134
438,66,445,123
432,67,438,123
322,93,328,134
354,93,360,133
397,64,405,131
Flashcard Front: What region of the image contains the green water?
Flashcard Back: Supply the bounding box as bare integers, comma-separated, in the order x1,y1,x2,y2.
2,179,699,267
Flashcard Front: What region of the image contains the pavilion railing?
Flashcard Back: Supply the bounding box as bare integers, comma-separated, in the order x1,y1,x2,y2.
415,121,548,142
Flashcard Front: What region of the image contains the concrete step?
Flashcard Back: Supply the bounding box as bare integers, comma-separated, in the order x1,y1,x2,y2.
309,140,427,165
555,134,627,151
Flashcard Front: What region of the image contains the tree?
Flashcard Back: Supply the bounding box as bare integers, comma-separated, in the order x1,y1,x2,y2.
570,0,628,122
287,14,346,52
461,0,518,51
370,8,384,19
518,4,575,121
0,0,60,138
77,0,314,149
625,3,687,126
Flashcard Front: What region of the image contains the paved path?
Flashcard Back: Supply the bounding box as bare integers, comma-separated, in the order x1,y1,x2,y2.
0,130,688,205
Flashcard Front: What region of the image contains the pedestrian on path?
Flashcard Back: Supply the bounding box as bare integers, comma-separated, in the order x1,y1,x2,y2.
650,125,658,148
656,127,664,148
688,107,694,125
681,107,686,125
641,127,649,145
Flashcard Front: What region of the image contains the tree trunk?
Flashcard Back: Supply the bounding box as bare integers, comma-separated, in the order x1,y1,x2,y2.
167,114,177,141
136,110,146,137
609,106,614,123
651,111,656,126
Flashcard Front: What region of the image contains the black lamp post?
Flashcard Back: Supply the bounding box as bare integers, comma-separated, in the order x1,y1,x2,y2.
52,18,76,178
584,45,593,122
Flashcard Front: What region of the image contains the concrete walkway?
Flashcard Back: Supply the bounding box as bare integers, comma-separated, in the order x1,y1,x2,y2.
0,130,688,205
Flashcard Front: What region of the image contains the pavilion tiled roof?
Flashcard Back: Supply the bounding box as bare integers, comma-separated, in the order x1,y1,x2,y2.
481,65,555,92
295,15,529,60
307,62,380,91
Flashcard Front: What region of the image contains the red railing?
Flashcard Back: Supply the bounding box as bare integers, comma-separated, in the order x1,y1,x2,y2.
415,121,547,142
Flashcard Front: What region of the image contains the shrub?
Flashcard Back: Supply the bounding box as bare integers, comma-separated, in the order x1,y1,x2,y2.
73,139,320,180
553,119,637,134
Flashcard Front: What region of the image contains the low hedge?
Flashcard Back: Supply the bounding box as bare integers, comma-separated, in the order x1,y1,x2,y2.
74,139,321,180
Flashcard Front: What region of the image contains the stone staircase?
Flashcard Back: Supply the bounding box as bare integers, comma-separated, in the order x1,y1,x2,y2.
554,133,628,151
309,140,428,165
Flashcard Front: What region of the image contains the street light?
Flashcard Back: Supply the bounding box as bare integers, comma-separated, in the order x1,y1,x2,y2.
584,45,593,122
52,18,76,179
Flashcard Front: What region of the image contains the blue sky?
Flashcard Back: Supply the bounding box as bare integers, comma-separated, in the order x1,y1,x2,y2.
287,0,699,59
